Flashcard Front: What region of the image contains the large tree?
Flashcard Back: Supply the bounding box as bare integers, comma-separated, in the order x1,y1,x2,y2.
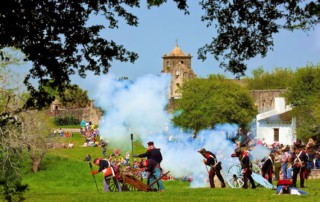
245,66,294,90
0,49,28,201
285,64,320,141
172,75,257,137
19,110,55,173
0,0,141,107
0,114,28,202
1,1,319,106
42,80,91,109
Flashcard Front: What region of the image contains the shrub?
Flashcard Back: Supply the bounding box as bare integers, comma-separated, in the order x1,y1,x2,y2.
53,116,80,126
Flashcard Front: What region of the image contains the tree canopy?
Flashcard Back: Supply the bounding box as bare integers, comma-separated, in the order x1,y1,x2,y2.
0,0,141,107
0,50,29,201
42,80,91,109
245,66,294,90
1,0,319,106
197,0,319,77
19,110,55,173
172,75,257,137
285,64,320,141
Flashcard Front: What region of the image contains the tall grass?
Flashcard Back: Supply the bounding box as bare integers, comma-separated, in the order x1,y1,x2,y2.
21,133,320,202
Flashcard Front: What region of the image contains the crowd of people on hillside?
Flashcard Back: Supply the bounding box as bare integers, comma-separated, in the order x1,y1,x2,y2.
57,118,320,192
231,127,320,189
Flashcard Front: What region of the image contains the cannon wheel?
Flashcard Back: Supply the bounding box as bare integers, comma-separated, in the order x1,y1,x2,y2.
226,163,261,188
107,175,141,192
226,164,244,188
107,177,122,192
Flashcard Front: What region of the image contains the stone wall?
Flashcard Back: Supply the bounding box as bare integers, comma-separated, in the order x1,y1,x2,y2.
51,107,102,125
251,90,287,112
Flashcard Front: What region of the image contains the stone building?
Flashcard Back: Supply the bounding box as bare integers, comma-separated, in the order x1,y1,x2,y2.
251,89,287,113
161,45,296,144
255,97,295,145
161,44,197,99
50,99,101,125
249,90,296,145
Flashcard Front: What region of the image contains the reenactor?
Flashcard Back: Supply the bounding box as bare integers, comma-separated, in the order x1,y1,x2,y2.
199,148,226,188
231,147,256,189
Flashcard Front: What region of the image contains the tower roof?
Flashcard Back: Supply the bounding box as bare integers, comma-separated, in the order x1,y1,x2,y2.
169,44,185,56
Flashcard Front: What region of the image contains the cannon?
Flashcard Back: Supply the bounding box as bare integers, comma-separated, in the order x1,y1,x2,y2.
225,162,261,188
108,165,170,192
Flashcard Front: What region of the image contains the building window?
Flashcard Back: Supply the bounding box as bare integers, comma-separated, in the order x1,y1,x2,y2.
273,128,279,142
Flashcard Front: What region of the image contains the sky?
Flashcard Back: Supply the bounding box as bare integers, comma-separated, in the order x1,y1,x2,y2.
71,1,320,94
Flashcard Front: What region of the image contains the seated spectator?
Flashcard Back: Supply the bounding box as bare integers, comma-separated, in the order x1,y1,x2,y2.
81,142,88,147
59,128,64,137
88,140,94,147
68,142,74,148
52,130,57,137
84,154,91,161
125,152,130,165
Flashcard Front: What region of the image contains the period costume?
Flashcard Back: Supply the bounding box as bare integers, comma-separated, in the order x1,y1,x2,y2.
292,146,308,188
133,141,163,189
91,158,122,192
199,148,226,188
140,159,165,191
135,141,163,164
232,148,256,189
261,154,273,184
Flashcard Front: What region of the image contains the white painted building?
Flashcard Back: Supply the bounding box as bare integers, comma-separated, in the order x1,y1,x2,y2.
256,97,296,145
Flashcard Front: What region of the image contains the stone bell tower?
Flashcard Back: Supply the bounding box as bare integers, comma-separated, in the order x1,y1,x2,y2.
161,43,197,100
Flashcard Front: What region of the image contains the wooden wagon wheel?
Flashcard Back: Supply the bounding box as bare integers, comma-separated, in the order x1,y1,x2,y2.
107,176,137,192
225,164,244,188
121,174,140,191
107,177,122,192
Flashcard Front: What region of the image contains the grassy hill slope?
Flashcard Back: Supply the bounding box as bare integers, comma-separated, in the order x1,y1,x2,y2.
21,133,320,202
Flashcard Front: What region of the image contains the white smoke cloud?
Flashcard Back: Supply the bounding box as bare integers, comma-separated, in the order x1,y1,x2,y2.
91,73,250,187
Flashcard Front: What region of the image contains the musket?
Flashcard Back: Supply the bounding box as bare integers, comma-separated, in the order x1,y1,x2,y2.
89,162,99,191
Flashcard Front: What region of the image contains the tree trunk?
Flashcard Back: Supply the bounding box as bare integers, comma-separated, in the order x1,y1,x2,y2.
32,160,40,173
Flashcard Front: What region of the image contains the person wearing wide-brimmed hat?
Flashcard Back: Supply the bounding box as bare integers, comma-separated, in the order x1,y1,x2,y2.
198,148,226,188
306,137,316,169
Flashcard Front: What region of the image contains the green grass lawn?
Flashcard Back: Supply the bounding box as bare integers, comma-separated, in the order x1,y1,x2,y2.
21,133,320,202
56,125,81,129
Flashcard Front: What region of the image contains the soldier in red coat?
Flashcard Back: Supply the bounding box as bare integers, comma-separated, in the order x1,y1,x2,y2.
292,145,308,188
261,153,274,184
232,148,256,189
199,148,226,188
